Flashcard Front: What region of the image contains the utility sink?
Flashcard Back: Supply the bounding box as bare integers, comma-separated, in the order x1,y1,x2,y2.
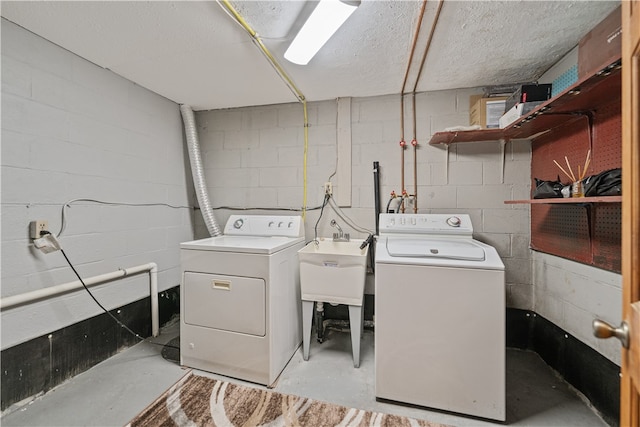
298,238,369,367
298,239,368,306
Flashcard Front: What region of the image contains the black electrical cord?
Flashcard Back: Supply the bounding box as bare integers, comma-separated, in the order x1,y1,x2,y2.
385,197,394,213
58,199,192,237
58,198,326,237
58,247,180,351
312,193,331,243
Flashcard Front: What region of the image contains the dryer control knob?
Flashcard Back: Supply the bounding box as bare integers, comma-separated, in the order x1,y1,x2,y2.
446,216,461,227
233,219,244,229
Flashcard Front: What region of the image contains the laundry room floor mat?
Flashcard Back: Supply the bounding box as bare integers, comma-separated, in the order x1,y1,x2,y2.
126,371,450,427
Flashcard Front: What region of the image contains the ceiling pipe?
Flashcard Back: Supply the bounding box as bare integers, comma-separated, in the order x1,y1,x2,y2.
399,0,428,213
409,0,445,214
217,0,310,219
411,0,444,94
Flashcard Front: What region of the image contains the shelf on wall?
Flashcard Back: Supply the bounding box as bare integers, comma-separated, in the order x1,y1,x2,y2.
428,57,622,146
505,196,621,205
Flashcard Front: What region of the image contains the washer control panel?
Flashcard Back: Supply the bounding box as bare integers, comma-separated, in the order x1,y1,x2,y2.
224,215,303,237
379,213,473,236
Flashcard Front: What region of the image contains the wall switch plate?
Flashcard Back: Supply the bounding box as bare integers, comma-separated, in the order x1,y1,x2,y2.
30,220,49,239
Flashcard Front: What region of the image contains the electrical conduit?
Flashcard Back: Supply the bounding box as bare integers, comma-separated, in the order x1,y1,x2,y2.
180,104,222,237
218,0,309,218
0,263,161,337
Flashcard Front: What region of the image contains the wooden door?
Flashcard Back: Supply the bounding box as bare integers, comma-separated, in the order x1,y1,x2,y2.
621,1,640,425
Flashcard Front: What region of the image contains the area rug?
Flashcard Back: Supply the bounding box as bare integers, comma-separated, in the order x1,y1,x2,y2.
126,371,450,427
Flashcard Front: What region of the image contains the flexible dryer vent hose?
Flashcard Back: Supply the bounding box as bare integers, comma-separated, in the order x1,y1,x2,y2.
180,104,222,237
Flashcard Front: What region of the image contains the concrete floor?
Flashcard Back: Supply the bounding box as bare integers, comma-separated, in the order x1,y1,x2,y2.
1,320,609,427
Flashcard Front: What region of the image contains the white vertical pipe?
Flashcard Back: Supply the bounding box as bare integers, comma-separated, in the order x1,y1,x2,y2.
149,263,158,337
0,263,160,337
500,139,507,184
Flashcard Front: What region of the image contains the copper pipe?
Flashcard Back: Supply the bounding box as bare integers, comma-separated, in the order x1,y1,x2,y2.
412,92,417,139
400,94,405,142
401,145,405,213
409,0,444,213
399,0,427,213
401,0,428,94
412,93,418,213
411,0,444,94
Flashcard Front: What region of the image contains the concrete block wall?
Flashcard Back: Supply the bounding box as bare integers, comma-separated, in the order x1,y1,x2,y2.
1,16,620,370
1,19,194,350
195,92,623,365
534,45,622,365
533,252,622,364
195,90,533,309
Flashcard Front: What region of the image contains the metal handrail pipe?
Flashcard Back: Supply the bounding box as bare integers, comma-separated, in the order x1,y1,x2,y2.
0,263,159,337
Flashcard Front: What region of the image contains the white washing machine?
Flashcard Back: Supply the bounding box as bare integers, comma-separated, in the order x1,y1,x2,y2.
375,213,505,421
180,215,305,387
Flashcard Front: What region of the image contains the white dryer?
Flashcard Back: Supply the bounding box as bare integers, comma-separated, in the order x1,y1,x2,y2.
375,213,505,421
180,215,305,386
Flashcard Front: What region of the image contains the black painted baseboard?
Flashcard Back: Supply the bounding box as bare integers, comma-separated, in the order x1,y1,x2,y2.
2,293,620,426
324,303,619,425
506,308,620,427
0,286,180,411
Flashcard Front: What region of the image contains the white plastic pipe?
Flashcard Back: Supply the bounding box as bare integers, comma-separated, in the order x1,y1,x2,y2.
0,263,160,337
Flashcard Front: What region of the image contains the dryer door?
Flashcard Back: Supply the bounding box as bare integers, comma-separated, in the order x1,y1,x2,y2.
183,272,266,336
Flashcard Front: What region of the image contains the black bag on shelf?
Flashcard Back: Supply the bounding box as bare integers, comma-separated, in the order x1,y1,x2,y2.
532,177,564,199
583,168,622,197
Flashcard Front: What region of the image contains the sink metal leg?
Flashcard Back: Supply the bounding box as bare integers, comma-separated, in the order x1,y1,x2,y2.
348,304,362,368
302,300,314,361
360,298,364,338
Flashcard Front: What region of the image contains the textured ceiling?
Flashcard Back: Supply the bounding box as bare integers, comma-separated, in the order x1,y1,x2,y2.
1,1,620,111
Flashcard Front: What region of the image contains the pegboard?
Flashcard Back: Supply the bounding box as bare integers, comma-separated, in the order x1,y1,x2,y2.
530,97,621,272
552,65,578,98
591,204,622,272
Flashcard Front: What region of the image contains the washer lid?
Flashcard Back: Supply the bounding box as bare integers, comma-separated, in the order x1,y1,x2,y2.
180,235,304,254
386,238,485,261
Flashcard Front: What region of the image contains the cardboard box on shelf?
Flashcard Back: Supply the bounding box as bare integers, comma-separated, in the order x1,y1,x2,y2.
578,5,621,79
499,101,544,129
470,96,508,129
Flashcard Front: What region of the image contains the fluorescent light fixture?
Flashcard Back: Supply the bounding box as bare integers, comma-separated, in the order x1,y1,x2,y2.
284,0,360,65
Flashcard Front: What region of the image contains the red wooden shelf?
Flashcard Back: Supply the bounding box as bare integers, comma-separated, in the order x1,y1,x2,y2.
505,196,621,204
428,128,504,145
428,57,622,146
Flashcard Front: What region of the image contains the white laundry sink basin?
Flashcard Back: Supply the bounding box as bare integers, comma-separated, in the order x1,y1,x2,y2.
298,239,369,306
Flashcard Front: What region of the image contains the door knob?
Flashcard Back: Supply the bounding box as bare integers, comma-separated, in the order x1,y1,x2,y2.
592,319,629,349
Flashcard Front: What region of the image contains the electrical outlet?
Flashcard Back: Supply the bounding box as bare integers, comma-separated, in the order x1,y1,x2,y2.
29,220,49,239
323,182,333,195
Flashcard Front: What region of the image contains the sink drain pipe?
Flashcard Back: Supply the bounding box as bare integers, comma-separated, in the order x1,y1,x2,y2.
316,302,325,343
180,104,222,237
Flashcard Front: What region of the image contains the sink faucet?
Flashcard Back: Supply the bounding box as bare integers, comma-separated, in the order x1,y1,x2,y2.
330,219,350,242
